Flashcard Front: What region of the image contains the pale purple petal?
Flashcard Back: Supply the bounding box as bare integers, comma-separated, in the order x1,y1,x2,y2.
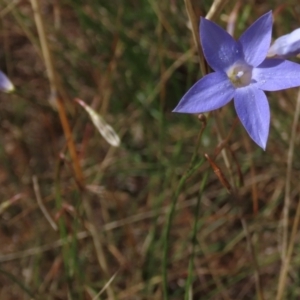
268,28,300,58
173,72,235,113
0,71,14,92
200,18,243,72
234,87,270,149
268,35,291,58
239,11,272,67
253,58,300,91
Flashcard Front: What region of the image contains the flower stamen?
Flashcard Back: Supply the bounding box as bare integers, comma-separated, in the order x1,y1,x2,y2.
227,63,253,88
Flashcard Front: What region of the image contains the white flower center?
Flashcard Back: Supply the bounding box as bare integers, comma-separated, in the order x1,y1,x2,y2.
227,62,253,88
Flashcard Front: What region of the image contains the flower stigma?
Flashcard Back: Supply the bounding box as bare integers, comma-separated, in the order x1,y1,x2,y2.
227,62,253,88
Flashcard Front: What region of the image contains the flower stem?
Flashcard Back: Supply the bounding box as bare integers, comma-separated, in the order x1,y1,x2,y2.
162,159,204,299
277,88,300,300
184,171,208,300
282,88,300,258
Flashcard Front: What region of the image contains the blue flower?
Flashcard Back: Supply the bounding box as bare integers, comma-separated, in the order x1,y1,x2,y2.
268,28,300,58
173,12,300,149
0,71,14,93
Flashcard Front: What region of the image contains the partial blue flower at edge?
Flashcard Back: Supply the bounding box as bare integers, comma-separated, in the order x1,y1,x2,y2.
0,71,14,93
268,28,300,58
173,11,300,150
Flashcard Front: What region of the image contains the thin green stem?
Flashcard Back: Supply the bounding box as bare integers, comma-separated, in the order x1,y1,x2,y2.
276,196,300,300
184,171,208,300
277,88,300,300
282,88,300,258
162,158,204,299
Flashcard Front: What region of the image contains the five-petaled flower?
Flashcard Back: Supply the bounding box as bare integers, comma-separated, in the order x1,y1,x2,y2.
173,11,300,149
0,71,14,93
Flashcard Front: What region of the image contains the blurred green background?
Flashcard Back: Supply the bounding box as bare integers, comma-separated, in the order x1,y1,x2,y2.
1,0,300,299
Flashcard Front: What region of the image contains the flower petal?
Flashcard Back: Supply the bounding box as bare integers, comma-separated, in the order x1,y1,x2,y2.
268,28,300,58
0,71,14,92
239,11,272,67
234,86,270,149
253,58,300,91
173,72,235,113
200,18,243,72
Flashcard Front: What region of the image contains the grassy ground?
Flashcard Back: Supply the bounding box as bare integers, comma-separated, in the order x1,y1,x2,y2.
1,0,300,299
